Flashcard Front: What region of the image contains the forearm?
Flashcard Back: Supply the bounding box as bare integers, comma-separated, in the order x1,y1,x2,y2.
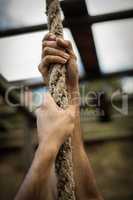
73,118,102,199
15,143,56,200
73,143,103,200
70,88,103,200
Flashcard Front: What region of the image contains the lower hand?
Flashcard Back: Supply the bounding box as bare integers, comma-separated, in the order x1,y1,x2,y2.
38,33,79,96
35,92,76,157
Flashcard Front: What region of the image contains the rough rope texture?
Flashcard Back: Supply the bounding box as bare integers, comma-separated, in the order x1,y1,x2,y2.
46,0,76,199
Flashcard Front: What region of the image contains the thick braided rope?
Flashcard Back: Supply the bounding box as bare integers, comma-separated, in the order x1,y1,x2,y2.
46,0,76,199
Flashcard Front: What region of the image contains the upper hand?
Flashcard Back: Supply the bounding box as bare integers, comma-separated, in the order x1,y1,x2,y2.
38,33,79,93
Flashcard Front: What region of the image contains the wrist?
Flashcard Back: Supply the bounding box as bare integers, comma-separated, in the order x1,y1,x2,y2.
38,140,58,161
38,128,66,160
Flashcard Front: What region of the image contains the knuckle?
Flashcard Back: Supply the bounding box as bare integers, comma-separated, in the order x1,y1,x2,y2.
44,55,50,63
44,47,50,55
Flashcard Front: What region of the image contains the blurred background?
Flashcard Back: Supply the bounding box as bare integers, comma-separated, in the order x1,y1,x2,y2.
0,0,133,199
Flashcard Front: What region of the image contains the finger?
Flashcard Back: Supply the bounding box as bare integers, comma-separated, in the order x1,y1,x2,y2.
42,41,65,59
57,39,77,59
42,55,67,67
42,35,57,54
42,41,59,49
42,47,70,60
57,38,73,50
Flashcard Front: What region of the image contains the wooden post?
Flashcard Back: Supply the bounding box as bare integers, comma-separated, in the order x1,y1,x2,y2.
45,0,75,199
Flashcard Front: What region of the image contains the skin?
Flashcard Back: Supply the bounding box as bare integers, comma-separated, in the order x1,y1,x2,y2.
15,34,103,200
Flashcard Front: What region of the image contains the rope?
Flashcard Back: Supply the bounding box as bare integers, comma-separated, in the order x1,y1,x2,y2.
45,0,75,199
